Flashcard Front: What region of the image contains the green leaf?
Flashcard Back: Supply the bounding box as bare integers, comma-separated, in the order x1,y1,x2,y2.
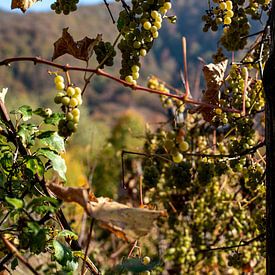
39,148,67,181
19,105,32,121
17,123,38,147
38,131,65,153
44,113,64,126
53,240,65,262
115,258,161,273
27,196,59,214
33,107,52,118
53,240,78,272
57,230,78,241
5,197,24,209
25,156,45,177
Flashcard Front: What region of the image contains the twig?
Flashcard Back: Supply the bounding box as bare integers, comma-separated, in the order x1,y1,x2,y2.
1,236,39,275
198,233,265,253
182,37,190,97
103,0,115,24
81,219,95,275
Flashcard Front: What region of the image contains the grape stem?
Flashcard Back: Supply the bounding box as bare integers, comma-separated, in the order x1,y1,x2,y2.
0,56,241,113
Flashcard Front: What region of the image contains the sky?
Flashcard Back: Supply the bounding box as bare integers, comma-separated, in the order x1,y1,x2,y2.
1,0,101,12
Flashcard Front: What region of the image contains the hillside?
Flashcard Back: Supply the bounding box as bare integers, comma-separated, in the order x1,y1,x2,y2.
0,0,220,121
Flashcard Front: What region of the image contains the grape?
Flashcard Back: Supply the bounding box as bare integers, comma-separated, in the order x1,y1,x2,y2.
172,152,183,163
142,256,151,265
50,0,79,15
56,81,65,91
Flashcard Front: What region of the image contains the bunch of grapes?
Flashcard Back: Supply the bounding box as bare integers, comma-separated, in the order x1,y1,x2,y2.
53,75,82,138
201,0,272,51
117,0,173,83
94,41,116,68
50,0,79,15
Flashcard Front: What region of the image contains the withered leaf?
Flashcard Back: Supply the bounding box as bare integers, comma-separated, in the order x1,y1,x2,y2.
52,28,102,62
11,0,39,12
48,183,167,240
193,59,228,122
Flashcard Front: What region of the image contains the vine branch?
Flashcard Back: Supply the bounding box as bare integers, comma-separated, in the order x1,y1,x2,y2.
0,56,241,114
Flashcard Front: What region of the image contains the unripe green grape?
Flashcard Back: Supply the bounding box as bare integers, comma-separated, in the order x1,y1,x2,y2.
56,81,65,90
219,2,227,10
151,10,159,19
131,65,140,73
159,7,167,14
133,41,141,49
74,87,81,95
54,75,64,84
61,96,70,106
152,31,159,38
142,256,151,265
72,108,80,117
226,0,233,10
66,112,74,121
132,72,139,80
163,2,172,10
54,95,63,104
155,16,162,23
172,152,183,163
150,26,158,33
226,10,234,18
73,115,80,123
154,21,162,29
69,98,78,107
125,75,134,83
67,121,75,131
179,141,189,152
143,21,152,30
66,86,75,97
140,49,147,57
224,17,232,25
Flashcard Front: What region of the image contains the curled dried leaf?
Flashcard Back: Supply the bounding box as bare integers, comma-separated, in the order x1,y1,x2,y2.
192,59,228,121
11,0,39,12
52,28,102,62
47,183,167,240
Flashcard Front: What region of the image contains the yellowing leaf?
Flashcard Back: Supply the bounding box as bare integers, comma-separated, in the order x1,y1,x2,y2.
11,0,39,12
47,183,167,240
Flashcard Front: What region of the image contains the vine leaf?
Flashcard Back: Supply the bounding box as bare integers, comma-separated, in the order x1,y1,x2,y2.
39,149,67,181
47,183,167,240
193,59,228,121
38,131,65,153
11,0,39,12
52,28,102,62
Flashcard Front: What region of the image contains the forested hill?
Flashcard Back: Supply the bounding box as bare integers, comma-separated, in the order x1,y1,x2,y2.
0,0,220,118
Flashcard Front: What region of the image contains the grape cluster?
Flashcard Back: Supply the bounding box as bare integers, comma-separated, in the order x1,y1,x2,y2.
94,41,116,68
50,0,79,15
53,75,82,138
117,0,173,83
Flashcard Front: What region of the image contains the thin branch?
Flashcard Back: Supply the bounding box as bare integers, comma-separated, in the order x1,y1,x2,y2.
1,236,39,275
103,0,115,24
81,218,95,275
182,37,190,97
0,56,241,114
198,233,265,253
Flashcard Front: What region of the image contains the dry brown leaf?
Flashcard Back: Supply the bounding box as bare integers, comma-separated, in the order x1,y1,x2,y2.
47,183,167,240
52,28,102,62
193,59,228,122
11,0,39,12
